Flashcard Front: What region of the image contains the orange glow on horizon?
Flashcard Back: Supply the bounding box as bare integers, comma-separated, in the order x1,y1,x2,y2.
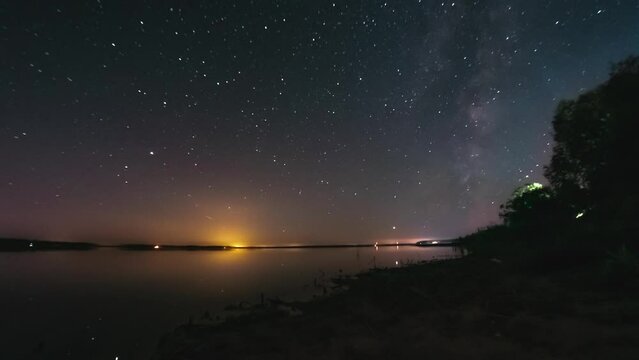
212,227,250,247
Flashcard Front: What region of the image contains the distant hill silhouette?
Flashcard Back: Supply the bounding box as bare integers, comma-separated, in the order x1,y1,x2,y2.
0,238,98,251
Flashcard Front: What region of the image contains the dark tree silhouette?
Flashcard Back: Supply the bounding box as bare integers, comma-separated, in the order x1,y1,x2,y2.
544,56,639,228
499,183,570,230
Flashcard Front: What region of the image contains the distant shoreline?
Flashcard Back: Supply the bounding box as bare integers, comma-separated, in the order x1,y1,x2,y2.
0,238,459,252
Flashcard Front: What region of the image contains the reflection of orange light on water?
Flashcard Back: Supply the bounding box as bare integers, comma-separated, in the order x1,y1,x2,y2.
209,246,248,265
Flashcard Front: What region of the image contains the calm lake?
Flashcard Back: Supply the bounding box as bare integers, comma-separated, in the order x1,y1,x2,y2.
0,245,459,360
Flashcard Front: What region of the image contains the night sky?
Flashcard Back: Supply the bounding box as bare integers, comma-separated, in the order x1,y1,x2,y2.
1,1,637,245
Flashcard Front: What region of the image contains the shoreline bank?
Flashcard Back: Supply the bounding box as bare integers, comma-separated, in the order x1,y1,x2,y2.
152,238,639,360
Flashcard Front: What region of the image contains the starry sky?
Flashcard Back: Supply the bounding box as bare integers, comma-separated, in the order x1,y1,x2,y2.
1,1,637,245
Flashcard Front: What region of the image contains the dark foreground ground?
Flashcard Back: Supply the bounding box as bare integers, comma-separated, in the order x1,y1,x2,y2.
153,233,639,360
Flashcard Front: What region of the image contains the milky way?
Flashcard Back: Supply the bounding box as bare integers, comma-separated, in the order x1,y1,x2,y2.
1,1,637,244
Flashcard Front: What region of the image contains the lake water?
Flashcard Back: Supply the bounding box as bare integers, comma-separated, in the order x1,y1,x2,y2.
0,245,459,360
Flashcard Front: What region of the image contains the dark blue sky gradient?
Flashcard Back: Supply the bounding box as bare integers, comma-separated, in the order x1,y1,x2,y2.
1,1,638,244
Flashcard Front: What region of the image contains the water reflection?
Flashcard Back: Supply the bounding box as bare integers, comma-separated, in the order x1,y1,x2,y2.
0,245,458,360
